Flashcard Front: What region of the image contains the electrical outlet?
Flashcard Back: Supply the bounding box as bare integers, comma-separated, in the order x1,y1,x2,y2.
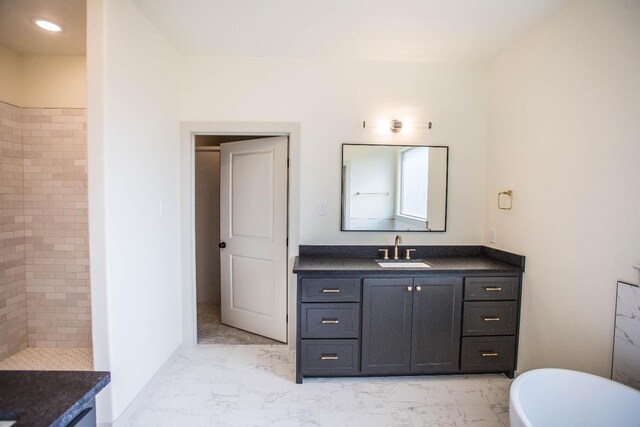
317,203,326,216
489,228,497,244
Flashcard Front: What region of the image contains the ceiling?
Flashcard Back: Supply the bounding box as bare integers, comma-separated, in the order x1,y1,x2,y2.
132,0,571,62
0,0,86,55
0,0,571,61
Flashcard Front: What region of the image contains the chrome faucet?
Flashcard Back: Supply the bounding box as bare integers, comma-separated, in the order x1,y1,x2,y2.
393,235,403,260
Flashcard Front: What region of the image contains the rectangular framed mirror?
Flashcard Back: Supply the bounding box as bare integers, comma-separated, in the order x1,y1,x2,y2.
341,144,448,232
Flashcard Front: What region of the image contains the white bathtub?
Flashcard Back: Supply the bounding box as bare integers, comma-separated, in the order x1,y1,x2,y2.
509,368,640,427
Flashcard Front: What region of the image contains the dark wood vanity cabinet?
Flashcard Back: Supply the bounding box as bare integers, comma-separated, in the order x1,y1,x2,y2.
297,277,362,379
296,270,522,384
460,276,520,373
361,277,462,375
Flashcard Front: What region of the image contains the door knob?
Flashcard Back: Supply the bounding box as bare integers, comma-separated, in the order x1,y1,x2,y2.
416,286,422,292
218,242,226,249
406,286,413,292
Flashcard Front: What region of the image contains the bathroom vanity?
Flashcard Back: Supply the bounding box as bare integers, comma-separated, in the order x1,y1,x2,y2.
293,245,525,384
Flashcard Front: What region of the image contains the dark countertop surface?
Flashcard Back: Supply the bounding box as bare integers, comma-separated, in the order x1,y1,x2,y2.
0,370,110,427
293,255,522,274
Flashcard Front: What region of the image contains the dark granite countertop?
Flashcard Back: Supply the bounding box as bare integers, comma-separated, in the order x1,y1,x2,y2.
0,371,110,427
293,245,525,274
293,256,521,274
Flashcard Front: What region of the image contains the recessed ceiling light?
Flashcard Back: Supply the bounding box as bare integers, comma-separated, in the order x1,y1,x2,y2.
33,18,63,32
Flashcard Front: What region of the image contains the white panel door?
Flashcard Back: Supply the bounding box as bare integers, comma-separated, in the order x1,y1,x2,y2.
220,136,287,342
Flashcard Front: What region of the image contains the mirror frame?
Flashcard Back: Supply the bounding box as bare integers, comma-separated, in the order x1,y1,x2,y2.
340,143,449,232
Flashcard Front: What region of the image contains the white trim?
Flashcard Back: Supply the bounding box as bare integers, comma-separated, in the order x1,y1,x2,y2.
180,122,301,350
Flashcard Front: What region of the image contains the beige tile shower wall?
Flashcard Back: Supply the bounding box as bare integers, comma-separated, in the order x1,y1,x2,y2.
22,108,91,348
0,101,27,360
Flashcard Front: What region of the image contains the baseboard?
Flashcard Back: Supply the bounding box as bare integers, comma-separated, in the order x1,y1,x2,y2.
104,343,184,427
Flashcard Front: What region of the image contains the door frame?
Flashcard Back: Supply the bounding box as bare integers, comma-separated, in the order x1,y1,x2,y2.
180,122,301,349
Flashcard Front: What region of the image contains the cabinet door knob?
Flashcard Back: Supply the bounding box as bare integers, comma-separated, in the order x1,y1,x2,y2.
406,286,413,292
415,286,422,292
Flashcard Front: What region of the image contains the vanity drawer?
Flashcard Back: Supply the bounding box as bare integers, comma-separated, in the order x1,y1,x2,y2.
301,278,361,302
300,339,360,375
464,277,519,301
460,336,515,372
463,301,517,336
301,303,360,338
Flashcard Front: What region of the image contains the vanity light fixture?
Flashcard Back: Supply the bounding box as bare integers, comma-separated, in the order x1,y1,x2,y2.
362,119,433,133
390,119,403,133
33,18,63,32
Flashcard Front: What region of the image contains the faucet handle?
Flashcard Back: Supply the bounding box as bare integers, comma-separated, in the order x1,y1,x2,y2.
378,249,389,260
404,249,416,260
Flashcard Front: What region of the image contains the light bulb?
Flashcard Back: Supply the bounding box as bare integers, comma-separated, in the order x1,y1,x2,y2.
33,19,63,32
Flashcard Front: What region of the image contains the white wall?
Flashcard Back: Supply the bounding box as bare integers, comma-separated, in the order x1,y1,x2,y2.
20,55,86,108
87,0,182,422
0,45,86,108
486,0,640,377
0,44,22,106
180,58,488,246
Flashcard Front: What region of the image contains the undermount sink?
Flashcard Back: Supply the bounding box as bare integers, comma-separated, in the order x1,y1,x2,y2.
377,261,431,268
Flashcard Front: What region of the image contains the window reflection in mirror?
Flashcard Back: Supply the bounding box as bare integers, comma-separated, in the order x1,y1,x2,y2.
341,144,448,232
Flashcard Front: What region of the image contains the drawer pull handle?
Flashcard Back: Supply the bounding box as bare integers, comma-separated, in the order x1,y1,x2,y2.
321,354,339,360
483,287,502,292
321,319,340,324
482,316,501,322
322,289,341,293
480,352,499,357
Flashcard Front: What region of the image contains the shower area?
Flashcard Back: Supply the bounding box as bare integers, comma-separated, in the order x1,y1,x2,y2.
0,101,92,371
0,1,91,369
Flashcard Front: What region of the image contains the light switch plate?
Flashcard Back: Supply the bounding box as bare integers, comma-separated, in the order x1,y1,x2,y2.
489,227,497,244
317,203,326,216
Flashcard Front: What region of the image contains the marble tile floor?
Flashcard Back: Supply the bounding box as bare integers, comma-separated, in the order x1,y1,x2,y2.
0,347,93,371
129,345,512,426
198,303,283,345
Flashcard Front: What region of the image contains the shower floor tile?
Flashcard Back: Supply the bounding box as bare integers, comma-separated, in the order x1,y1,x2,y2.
0,347,93,371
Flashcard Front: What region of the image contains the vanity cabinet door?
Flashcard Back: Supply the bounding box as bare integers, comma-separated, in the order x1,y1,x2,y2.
362,278,414,374
411,277,462,373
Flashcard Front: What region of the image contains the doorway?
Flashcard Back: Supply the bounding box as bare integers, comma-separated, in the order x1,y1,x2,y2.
181,121,301,350
194,134,287,345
